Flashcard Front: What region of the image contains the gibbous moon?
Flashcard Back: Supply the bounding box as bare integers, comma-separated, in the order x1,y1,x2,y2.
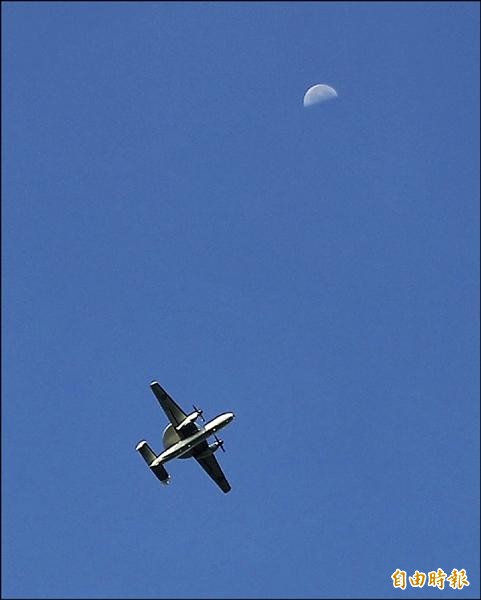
303,84,338,107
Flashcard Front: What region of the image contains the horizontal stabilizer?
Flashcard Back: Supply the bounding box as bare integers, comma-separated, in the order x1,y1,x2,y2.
136,440,157,466
151,463,170,485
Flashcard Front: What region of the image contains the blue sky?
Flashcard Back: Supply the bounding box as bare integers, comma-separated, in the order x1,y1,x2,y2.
2,2,479,598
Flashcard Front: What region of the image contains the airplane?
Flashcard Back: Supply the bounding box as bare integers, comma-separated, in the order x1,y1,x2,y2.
136,381,235,493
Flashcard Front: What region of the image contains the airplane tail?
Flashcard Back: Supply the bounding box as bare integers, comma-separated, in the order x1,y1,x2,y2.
136,440,170,485
136,440,157,464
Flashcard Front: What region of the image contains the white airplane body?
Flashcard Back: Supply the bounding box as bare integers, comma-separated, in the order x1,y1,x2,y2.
136,381,235,493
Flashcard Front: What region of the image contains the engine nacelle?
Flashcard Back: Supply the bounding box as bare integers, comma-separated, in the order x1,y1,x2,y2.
196,440,222,459
175,410,203,431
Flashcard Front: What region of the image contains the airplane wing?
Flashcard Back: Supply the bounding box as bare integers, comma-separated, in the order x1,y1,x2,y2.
150,381,187,428
195,454,231,493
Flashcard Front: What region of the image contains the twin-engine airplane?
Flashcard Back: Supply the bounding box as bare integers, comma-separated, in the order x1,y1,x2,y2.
136,381,235,493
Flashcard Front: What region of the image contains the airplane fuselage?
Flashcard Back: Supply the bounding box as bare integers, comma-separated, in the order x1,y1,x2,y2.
151,412,234,466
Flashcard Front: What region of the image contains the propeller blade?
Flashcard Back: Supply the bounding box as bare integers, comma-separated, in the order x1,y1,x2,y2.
193,404,205,422
214,434,226,452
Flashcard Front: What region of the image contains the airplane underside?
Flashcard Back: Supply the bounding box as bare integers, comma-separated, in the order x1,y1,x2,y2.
136,381,235,493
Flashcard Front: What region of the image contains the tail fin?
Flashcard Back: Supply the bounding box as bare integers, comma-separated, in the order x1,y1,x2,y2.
136,440,171,485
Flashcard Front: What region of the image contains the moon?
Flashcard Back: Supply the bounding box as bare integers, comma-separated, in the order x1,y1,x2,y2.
303,84,338,107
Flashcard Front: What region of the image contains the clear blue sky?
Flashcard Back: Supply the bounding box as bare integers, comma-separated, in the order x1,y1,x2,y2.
3,2,479,598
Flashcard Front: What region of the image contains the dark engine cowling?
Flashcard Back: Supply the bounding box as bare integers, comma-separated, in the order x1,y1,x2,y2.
196,441,222,459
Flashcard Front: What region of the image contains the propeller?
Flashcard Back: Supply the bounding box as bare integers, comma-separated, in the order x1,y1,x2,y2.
193,404,205,422
192,404,225,452
214,433,225,452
